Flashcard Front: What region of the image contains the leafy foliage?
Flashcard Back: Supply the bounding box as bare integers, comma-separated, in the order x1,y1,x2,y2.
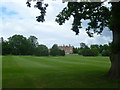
80,42,88,48
2,41,12,55
28,36,39,55
2,35,65,56
56,2,111,36
50,44,59,56
101,50,110,56
78,43,111,56
8,35,30,55
26,1,112,36
26,0,48,22
50,44,65,56
59,50,65,56
35,44,49,56
73,47,78,53
80,48,99,56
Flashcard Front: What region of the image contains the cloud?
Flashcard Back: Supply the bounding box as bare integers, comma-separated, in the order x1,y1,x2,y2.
1,7,17,16
0,0,112,48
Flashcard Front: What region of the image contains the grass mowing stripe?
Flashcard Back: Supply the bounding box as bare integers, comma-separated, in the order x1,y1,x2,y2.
20,56,111,76
14,56,66,72
41,56,109,69
22,55,110,69
3,56,37,88
2,55,119,88
14,56,111,78
2,56,23,73
14,56,55,68
48,57,110,68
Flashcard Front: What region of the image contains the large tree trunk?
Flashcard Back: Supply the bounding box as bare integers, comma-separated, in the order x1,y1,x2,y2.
107,23,120,79
107,2,120,79
108,52,120,79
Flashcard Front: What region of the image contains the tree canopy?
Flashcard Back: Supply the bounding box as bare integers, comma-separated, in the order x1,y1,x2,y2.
35,44,49,56
26,1,112,36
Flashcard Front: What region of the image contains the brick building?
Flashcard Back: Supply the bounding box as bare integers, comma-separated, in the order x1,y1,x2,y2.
58,46,73,54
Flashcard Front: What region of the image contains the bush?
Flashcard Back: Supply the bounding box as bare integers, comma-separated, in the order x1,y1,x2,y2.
91,48,99,56
101,50,110,56
73,47,78,54
35,45,49,56
50,44,65,56
2,41,12,55
50,44,59,56
78,50,82,55
59,50,65,56
80,48,99,56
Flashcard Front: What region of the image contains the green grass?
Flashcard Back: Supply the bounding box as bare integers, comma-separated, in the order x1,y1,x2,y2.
2,54,119,88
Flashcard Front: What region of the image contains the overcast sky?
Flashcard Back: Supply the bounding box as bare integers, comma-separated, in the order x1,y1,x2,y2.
0,0,112,48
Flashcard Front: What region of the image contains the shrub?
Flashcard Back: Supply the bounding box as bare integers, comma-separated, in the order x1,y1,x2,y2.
50,44,65,56
101,50,110,56
59,50,65,56
80,48,99,56
50,44,60,56
35,45,49,56
91,48,99,56
73,47,78,54
78,50,82,55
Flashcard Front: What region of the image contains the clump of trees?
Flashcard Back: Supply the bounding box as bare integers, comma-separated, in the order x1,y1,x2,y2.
50,44,65,56
79,48,99,56
75,42,111,56
35,45,49,56
1,35,65,56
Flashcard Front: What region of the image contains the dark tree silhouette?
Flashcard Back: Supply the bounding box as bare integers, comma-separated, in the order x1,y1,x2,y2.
8,35,30,55
35,44,49,56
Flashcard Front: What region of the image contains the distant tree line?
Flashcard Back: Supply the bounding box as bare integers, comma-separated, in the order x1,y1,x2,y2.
1,34,111,57
1,34,65,56
73,42,111,56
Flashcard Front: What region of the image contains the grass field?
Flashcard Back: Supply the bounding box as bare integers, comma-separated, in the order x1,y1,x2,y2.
2,54,119,88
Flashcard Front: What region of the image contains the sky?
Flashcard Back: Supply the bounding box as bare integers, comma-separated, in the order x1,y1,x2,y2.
0,0,112,48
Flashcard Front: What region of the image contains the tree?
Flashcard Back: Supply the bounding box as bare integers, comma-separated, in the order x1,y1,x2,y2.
2,40,12,55
80,43,88,48
98,44,111,55
26,1,120,78
2,35,50,56
99,45,104,53
50,44,65,56
59,49,65,56
35,44,49,56
78,46,99,56
55,1,120,79
28,36,38,47
90,44,100,54
50,44,60,56
8,35,30,55
81,48,99,56
28,36,39,55
73,47,78,53
101,50,110,56
90,44,99,49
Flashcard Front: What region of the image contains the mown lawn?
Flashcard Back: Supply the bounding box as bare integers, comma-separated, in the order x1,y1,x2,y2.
2,54,119,88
